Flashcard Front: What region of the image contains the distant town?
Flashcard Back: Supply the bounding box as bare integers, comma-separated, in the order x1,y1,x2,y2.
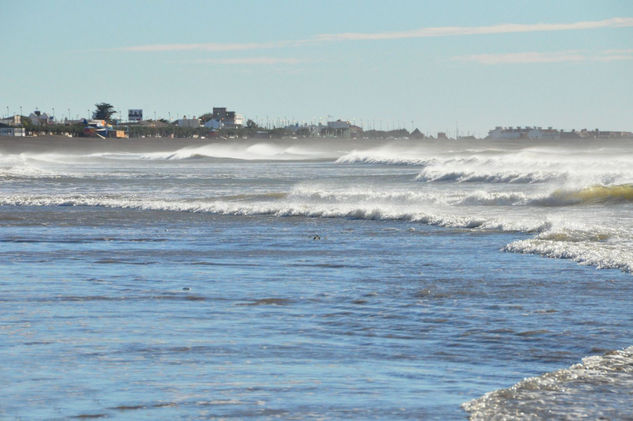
1,103,631,141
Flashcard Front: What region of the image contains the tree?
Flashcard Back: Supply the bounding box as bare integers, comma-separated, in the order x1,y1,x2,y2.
198,113,214,123
246,119,258,129
93,103,116,122
20,116,33,129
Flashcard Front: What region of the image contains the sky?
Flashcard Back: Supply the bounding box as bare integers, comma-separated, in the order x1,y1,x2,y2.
1,0,632,136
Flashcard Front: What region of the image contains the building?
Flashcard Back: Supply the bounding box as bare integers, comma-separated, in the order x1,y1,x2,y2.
204,119,222,131
410,128,425,139
284,123,324,137
487,126,527,139
28,110,52,126
233,114,245,127
580,129,633,139
488,126,633,140
0,127,26,137
327,120,350,130
82,120,127,138
488,126,560,140
0,115,21,126
325,120,352,137
176,117,201,128
211,107,244,128
349,124,363,138
526,127,560,140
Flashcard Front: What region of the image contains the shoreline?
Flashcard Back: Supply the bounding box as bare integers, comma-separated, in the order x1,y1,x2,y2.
2,134,632,157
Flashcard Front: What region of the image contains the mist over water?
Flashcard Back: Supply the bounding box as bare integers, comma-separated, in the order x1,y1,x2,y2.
1,136,632,419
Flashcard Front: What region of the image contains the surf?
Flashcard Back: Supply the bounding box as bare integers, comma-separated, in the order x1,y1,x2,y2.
463,346,633,419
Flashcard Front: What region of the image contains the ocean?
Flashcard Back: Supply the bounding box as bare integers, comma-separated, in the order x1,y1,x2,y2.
1,136,632,419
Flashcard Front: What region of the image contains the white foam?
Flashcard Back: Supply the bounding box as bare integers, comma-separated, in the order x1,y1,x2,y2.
125,143,337,161
0,190,547,233
504,238,633,272
463,346,633,420
337,142,633,187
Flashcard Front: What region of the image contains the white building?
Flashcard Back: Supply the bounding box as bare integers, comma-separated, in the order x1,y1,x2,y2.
28,111,51,126
488,126,561,140
233,113,245,127
488,126,524,139
527,127,560,140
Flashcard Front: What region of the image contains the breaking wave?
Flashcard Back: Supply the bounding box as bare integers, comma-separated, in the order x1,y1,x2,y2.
336,148,434,166
463,346,633,420
2,138,633,273
544,184,633,205
2,177,632,272
338,143,633,187
103,143,336,161
416,169,562,184
504,238,633,272
0,193,546,232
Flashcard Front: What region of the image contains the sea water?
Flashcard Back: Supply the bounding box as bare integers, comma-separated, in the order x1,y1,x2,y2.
1,137,632,419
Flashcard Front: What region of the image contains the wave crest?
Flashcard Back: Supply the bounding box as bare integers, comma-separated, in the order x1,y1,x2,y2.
546,184,633,205
463,346,633,419
504,237,633,272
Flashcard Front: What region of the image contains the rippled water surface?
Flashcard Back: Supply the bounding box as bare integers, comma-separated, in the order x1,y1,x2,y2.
1,137,632,419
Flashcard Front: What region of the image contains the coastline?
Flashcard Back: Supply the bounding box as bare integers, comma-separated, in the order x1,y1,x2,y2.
2,134,632,152
0,135,217,153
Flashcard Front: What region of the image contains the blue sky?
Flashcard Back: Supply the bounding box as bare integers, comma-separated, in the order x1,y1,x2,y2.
2,0,632,135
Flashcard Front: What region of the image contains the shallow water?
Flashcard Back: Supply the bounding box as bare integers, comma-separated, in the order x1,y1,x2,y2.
1,137,632,419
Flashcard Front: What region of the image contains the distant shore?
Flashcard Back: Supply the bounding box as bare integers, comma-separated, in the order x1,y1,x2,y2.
0,135,221,154
1,135,632,155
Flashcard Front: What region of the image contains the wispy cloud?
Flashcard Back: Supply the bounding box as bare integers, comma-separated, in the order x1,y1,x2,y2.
453,49,633,64
114,17,633,53
598,48,633,61
455,51,586,64
312,17,633,41
120,41,297,52
604,48,633,54
188,57,305,65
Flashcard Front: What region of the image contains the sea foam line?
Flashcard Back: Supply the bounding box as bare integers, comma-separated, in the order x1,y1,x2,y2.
2,191,631,273
463,346,633,420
